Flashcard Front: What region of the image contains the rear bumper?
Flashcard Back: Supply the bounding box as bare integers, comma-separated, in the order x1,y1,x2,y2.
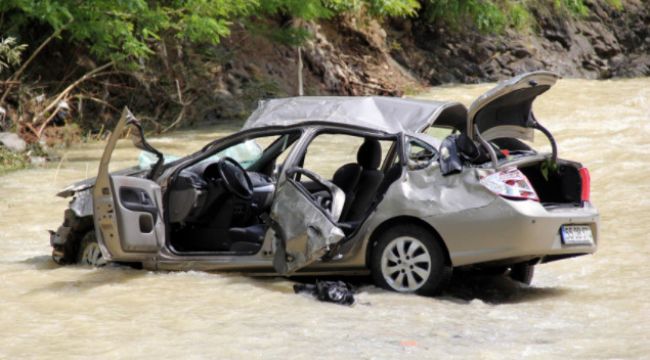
511,200,598,256
436,199,599,267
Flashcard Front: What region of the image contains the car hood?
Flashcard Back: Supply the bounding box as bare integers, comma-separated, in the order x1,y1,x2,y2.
467,71,560,141
56,165,147,197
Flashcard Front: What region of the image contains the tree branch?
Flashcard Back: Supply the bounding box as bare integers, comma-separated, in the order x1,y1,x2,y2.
34,62,114,139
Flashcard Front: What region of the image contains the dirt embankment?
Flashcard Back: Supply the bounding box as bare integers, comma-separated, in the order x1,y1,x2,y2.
208,0,648,119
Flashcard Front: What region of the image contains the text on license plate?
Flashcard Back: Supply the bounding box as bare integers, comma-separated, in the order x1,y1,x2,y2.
560,225,594,246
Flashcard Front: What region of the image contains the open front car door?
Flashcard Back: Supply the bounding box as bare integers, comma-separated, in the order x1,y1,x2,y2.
92,108,165,262
271,167,346,275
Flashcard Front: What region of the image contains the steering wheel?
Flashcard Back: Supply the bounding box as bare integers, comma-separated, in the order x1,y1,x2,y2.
216,157,254,200
285,167,345,221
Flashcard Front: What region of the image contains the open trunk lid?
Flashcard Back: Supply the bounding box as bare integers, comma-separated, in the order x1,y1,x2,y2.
467,71,560,141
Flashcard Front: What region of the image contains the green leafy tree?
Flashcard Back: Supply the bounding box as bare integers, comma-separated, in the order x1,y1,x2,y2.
0,0,255,65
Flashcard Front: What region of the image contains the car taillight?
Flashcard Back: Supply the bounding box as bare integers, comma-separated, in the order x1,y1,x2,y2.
579,167,591,202
479,167,539,201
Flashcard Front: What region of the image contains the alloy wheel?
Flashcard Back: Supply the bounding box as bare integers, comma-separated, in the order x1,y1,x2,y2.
380,236,432,292
80,241,106,267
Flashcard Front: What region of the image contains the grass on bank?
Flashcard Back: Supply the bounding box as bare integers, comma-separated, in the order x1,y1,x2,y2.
0,147,29,174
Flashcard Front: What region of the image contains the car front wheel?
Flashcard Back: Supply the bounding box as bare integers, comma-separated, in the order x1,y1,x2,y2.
77,231,107,267
371,225,451,295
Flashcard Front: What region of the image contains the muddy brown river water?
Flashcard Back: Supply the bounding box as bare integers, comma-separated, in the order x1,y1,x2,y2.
0,78,648,359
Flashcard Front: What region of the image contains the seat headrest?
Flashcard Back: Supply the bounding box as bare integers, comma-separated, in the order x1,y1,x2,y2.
357,139,382,170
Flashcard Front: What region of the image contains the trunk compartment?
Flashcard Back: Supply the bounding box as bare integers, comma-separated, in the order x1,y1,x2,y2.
518,161,582,206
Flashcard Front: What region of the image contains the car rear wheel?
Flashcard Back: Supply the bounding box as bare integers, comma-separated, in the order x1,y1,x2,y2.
371,225,451,295
77,231,106,267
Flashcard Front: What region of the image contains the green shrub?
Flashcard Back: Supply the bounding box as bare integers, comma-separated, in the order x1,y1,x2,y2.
421,0,623,34
421,0,509,33
554,0,589,16
0,146,29,173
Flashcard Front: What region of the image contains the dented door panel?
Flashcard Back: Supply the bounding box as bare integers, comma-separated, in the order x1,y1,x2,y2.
271,178,345,275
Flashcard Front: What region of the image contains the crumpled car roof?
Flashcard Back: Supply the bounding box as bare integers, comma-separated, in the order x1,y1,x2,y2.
243,96,467,134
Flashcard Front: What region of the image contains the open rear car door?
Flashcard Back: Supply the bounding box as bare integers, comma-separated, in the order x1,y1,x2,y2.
92,108,165,262
270,167,346,275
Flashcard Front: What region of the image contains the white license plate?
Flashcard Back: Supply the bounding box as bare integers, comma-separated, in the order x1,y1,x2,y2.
561,225,594,246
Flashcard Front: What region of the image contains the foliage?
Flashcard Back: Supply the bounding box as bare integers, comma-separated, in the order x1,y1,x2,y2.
258,0,419,20
540,157,558,181
0,0,255,65
554,0,622,15
258,0,336,20
506,2,531,30
0,37,27,74
421,0,509,33
0,146,29,174
0,0,423,68
554,0,590,16
421,0,623,34
364,0,420,18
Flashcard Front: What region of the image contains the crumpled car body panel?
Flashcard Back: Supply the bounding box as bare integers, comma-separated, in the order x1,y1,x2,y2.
270,179,345,274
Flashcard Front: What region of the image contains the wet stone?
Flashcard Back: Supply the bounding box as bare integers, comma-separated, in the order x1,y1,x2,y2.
0,132,27,153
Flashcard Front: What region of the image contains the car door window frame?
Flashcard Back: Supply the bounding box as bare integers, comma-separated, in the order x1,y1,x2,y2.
405,136,438,171
284,126,399,180
169,127,306,179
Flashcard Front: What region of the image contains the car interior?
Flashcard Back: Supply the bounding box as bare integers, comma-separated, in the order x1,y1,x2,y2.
295,133,401,231
165,130,403,255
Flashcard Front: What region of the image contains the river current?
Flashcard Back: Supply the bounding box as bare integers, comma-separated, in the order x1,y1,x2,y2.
0,78,648,359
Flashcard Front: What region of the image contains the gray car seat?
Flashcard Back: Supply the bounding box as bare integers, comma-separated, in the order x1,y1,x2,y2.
343,139,384,222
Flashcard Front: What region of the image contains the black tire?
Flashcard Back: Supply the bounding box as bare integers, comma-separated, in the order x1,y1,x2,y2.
76,231,106,267
52,236,77,265
509,263,535,285
52,210,93,265
370,224,451,296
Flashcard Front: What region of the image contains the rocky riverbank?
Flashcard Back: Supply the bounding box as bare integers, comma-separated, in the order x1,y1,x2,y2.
204,0,649,117
388,0,650,84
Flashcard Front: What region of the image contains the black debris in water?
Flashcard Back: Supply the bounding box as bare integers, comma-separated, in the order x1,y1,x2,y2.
294,280,355,305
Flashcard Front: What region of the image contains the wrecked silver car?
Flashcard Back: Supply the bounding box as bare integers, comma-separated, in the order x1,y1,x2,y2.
50,71,598,295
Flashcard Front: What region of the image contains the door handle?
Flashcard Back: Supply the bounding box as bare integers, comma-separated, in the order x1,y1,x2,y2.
119,187,158,223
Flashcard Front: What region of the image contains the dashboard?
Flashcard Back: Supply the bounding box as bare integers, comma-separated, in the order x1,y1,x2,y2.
167,160,275,224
